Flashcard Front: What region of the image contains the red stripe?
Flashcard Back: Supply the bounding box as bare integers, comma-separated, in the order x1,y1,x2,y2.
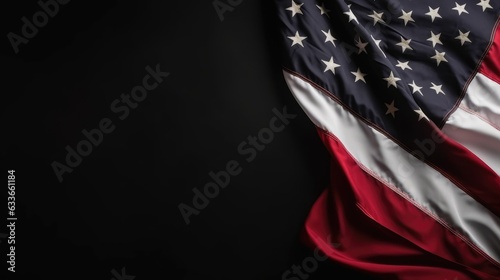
420,124,500,217
301,128,500,279
479,19,500,84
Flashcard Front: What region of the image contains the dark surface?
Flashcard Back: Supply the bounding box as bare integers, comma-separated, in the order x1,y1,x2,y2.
1,1,370,279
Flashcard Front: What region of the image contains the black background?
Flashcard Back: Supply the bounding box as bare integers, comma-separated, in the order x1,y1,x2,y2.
1,1,370,279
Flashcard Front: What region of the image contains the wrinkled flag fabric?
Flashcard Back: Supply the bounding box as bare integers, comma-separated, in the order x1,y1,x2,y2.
275,0,500,278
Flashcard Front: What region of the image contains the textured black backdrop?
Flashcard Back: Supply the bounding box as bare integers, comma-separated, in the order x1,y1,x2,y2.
1,1,370,279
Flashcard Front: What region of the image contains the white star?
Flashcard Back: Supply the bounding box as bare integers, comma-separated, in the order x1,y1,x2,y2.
321,29,337,46
455,30,472,45
399,10,415,26
414,109,429,121
288,31,307,47
368,10,385,26
355,37,368,54
371,35,386,57
344,4,359,24
452,2,469,15
316,3,330,17
408,80,423,95
385,100,399,118
396,60,412,70
383,71,401,88
396,37,413,53
322,57,341,74
430,82,446,94
477,0,492,11
351,68,367,83
286,0,304,17
427,31,443,47
425,7,442,22
431,50,448,66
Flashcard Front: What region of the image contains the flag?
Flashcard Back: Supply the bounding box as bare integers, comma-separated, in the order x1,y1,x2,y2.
275,0,500,278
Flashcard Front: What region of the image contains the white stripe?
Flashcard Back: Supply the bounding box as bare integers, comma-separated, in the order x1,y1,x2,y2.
461,73,500,129
283,70,500,262
443,73,500,176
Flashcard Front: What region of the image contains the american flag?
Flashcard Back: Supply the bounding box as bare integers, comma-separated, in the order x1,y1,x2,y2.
275,0,500,278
